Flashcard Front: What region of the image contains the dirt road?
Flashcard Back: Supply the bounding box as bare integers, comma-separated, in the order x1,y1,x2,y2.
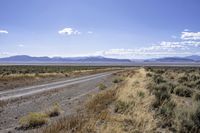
0,71,115,101
0,71,118,133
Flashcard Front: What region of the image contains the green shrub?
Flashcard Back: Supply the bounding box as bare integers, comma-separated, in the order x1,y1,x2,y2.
168,82,177,93
174,86,193,97
157,100,176,129
137,91,145,98
152,84,171,108
159,82,176,94
152,74,166,84
159,100,176,117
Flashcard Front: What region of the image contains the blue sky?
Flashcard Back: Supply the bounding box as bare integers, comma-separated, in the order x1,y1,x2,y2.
0,0,200,59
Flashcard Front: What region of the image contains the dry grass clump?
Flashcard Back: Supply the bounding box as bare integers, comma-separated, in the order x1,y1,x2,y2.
19,103,62,130
41,113,87,133
86,88,116,113
42,110,112,133
46,103,61,117
98,83,107,90
19,112,48,129
0,74,36,82
114,100,133,113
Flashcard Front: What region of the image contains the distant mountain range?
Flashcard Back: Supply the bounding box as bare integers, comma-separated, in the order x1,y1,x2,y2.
144,55,200,62
1,55,200,63
0,55,131,63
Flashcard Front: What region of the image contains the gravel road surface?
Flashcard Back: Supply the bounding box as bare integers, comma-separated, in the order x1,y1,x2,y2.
0,71,118,133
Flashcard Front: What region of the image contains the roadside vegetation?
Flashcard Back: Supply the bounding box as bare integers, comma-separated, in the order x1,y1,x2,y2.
16,67,200,132
98,83,107,90
19,103,62,130
40,68,157,133
145,66,200,132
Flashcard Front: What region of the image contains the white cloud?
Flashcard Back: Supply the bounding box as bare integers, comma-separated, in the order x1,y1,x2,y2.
92,29,200,58
94,29,200,58
0,30,8,34
87,31,93,34
153,41,187,50
58,28,81,35
181,41,200,47
0,52,17,57
184,29,190,32
18,44,24,47
95,48,194,59
0,52,9,56
181,31,200,40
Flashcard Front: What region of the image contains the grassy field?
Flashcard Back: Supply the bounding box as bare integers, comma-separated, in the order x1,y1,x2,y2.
34,67,200,133
0,65,116,91
0,65,112,75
